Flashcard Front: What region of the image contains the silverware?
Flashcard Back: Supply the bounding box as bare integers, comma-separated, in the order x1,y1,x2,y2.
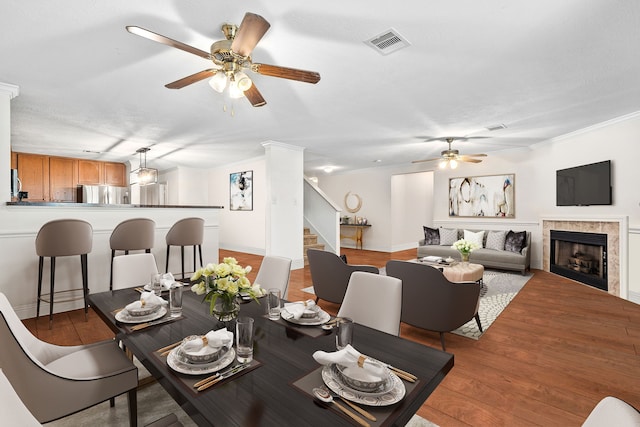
197,363,250,391
323,387,376,422
313,387,370,427
365,356,417,382
130,316,179,331
192,363,244,389
157,340,183,356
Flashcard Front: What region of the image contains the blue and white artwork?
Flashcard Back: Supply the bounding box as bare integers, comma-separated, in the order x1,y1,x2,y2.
230,170,253,211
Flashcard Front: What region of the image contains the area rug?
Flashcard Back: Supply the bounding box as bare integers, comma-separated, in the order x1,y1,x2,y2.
451,269,532,339
49,361,436,426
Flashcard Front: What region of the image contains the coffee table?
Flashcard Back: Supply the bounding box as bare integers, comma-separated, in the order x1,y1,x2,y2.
414,259,484,283
89,288,454,427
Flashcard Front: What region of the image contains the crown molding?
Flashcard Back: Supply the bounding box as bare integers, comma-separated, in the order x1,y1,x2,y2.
0,83,19,99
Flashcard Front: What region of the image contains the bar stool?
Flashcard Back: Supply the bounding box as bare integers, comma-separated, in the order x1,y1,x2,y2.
165,217,204,279
35,219,92,328
109,218,156,290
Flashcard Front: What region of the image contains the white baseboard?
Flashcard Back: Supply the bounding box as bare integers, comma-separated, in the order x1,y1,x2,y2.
629,290,640,305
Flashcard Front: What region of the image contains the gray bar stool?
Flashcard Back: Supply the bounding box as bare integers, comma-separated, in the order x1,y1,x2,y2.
109,218,156,290
35,219,92,328
165,217,204,279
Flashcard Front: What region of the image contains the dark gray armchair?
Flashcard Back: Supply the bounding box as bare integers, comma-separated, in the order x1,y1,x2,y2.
386,260,482,351
307,249,379,304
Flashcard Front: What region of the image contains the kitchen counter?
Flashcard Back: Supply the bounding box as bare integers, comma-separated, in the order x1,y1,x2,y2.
7,202,223,209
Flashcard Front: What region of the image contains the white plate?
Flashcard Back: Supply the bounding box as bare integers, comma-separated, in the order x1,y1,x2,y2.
143,283,172,292
281,308,331,326
322,364,405,406
167,346,235,375
115,306,167,324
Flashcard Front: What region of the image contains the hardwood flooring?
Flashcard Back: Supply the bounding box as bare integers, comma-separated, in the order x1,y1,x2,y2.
24,248,640,426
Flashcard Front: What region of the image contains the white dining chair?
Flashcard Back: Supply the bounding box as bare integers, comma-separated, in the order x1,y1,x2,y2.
582,396,640,427
337,271,402,336
0,368,41,426
254,255,292,299
112,252,159,290
0,293,138,425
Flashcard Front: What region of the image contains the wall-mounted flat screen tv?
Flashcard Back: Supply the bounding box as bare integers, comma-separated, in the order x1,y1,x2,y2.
556,160,612,206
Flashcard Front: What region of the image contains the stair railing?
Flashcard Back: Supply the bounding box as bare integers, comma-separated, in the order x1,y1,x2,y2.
303,177,341,254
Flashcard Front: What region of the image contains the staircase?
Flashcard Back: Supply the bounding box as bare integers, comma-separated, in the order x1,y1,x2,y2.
304,227,324,265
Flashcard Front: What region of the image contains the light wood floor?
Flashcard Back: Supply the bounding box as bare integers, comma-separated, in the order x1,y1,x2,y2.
24,248,640,426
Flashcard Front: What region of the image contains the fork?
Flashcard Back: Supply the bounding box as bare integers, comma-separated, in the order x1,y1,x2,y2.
322,387,377,422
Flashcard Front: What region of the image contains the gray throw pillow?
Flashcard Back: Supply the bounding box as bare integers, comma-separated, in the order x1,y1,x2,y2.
485,230,507,251
505,230,526,253
439,228,459,246
423,226,440,245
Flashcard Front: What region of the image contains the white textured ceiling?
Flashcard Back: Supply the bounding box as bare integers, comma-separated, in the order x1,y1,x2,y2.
2,1,640,175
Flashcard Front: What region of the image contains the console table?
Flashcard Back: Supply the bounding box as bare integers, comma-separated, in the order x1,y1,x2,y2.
340,223,371,249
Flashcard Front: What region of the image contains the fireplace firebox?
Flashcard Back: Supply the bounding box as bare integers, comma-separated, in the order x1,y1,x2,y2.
550,230,607,291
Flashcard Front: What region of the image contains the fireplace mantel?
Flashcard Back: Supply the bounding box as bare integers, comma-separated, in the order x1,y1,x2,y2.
541,216,628,299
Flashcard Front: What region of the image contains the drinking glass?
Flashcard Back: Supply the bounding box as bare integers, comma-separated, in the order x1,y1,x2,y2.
169,282,183,317
266,288,281,320
336,317,354,350
151,273,163,296
236,317,254,363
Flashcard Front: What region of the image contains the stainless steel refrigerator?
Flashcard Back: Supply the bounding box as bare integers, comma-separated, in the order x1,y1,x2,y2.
78,185,128,204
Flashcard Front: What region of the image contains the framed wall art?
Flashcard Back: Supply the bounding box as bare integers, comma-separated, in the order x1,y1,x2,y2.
449,174,515,217
230,170,253,211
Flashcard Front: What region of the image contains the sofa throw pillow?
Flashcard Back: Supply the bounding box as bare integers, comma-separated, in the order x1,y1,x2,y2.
464,230,485,248
505,230,526,253
485,230,507,251
423,226,440,245
439,228,459,246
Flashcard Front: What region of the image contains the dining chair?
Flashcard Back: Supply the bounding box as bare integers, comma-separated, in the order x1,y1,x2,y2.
36,219,92,328
337,271,402,336
0,293,138,426
112,253,160,290
582,396,640,426
254,255,292,299
386,260,482,351
307,249,379,304
0,368,41,426
109,218,156,290
165,217,204,279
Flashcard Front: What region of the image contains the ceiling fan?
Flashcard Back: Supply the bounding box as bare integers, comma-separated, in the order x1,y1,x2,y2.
126,12,321,107
412,137,487,169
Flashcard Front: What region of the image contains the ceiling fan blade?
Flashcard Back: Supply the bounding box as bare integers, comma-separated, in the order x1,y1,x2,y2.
458,157,483,163
252,63,321,84
411,157,441,164
165,69,217,89
244,84,267,107
230,13,271,58
463,153,488,157
126,26,211,60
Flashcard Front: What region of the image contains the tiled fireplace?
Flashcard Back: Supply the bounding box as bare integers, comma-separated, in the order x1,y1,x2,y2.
542,217,627,298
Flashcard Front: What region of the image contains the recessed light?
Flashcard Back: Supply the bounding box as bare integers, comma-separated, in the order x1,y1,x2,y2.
486,124,507,131
373,159,382,163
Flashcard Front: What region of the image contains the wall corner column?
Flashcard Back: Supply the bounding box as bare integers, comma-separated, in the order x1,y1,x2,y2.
0,82,19,203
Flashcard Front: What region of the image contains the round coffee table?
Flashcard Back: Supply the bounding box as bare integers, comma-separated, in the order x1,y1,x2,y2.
442,262,484,283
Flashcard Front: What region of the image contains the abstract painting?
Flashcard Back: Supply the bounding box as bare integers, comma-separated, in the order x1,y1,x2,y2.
449,174,515,217
230,170,253,211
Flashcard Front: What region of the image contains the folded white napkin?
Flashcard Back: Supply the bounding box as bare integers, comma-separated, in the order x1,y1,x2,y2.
282,299,316,320
313,344,386,381
160,272,175,290
125,291,167,311
182,328,233,353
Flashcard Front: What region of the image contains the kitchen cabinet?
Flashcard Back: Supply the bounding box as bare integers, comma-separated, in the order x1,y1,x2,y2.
49,157,77,202
77,160,103,185
16,153,49,201
104,162,126,186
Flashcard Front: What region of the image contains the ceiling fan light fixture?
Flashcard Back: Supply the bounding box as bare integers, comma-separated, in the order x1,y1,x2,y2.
234,71,253,91
228,79,245,99
439,160,448,169
209,72,228,93
449,159,458,169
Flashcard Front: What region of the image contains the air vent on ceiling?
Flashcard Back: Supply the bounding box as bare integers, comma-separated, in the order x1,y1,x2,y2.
365,28,411,55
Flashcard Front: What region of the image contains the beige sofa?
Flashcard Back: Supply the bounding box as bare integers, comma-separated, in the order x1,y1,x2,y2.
417,228,531,275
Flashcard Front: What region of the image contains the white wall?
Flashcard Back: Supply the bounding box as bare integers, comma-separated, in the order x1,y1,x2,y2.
391,172,433,252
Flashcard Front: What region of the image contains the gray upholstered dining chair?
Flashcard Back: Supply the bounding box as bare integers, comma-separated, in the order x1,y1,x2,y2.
0,368,41,426
0,293,138,426
36,219,92,328
386,260,483,351
254,255,292,299
110,218,156,290
165,217,204,279
337,271,403,336
112,253,159,290
307,249,379,304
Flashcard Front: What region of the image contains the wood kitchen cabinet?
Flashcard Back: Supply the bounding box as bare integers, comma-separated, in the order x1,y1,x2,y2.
49,157,77,202
77,159,103,185
104,162,126,186
16,153,49,201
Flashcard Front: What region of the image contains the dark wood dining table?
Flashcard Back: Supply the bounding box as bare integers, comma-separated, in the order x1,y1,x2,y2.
89,288,454,427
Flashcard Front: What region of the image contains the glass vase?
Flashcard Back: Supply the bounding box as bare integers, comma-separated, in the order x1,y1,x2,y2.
460,252,470,264
212,297,240,323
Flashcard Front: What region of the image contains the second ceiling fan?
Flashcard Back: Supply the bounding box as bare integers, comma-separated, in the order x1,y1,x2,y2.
412,137,487,169
126,12,321,107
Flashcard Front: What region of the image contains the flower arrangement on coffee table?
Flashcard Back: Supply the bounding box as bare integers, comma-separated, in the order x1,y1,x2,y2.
452,239,479,263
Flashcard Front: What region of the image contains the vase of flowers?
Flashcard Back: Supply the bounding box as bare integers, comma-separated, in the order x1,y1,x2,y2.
190,257,262,322
452,239,479,264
